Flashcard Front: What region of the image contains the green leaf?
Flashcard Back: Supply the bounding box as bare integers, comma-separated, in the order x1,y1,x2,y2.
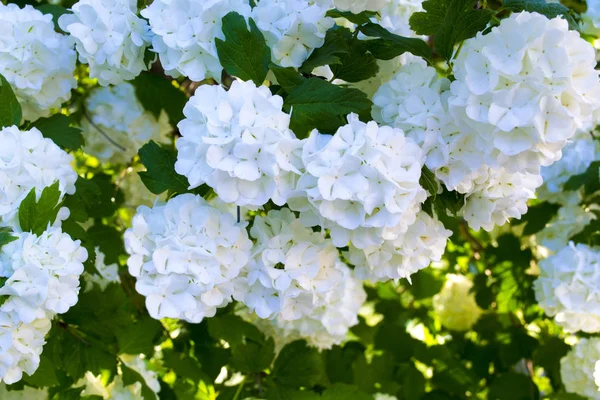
283,78,372,137
132,73,186,125
62,177,102,222
358,23,433,61
328,29,379,83
0,73,22,127
533,337,570,389
86,224,124,265
216,12,271,85
267,387,320,400
326,342,366,384
18,182,62,235
513,201,560,236
230,336,275,373
270,64,306,93
409,0,493,61
564,160,600,195
570,218,600,247
36,4,71,32
325,9,378,25
272,340,325,388
138,141,191,195
32,114,84,152
411,268,444,299
321,384,371,400
403,364,426,400
117,318,162,356
0,227,18,251
121,364,157,400
23,355,59,388
503,0,579,30
299,28,350,73
488,372,537,400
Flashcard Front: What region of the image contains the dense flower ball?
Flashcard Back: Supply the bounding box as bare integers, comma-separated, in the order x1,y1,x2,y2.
0,126,77,228
252,0,333,68
59,0,153,86
376,0,424,37
433,274,482,331
239,264,366,350
535,242,600,333
289,113,426,247
175,81,302,207
332,0,387,12
234,208,345,320
347,211,451,282
81,83,171,164
0,4,77,121
124,194,252,323
461,167,542,232
0,228,87,383
141,0,251,81
538,133,600,204
561,338,600,399
449,12,600,175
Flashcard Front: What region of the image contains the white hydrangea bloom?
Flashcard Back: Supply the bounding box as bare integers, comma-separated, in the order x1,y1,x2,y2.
595,360,600,392
0,383,48,399
59,0,153,86
120,354,161,394
289,113,426,247
124,194,252,323
432,274,482,331
175,81,303,207
81,83,171,164
535,204,595,253
347,211,451,282
233,208,346,320
0,316,51,385
83,247,121,292
534,243,600,333
141,0,251,81
0,126,77,228
333,0,388,13
373,394,398,400
449,12,600,175
538,133,600,203
376,0,424,37
0,4,77,121
561,338,600,399
238,264,366,350
252,0,334,68
461,167,543,232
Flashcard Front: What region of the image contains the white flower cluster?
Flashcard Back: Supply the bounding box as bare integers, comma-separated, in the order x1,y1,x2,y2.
124,194,252,323
534,242,600,333
0,4,76,121
141,0,251,81
83,247,120,292
561,338,600,399
538,133,600,204
373,11,600,231
347,211,450,282
234,209,345,320
535,203,595,252
432,274,482,331
81,83,171,164
0,126,77,228
332,0,388,13
0,228,88,383
59,0,153,86
175,81,302,207
376,0,424,37
252,0,333,68
289,113,427,248
238,261,366,350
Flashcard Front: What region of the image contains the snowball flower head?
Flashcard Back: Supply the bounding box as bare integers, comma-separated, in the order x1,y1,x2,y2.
534,242,600,333
81,83,171,164
347,211,451,282
124,194,252,323
252,0,333,68
141,0,251,81
433,274,482,331
0,4,76,121
333,0,388,13
290,113,426,247
175,80,303,207
561,338,600,399
449,11,600,174
376,0,424,37
59,0,153,86
0,126,77,228
234,208,346,320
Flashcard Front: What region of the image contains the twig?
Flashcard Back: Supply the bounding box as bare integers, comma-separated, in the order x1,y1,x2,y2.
58,321,92,346
82,112,127,152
